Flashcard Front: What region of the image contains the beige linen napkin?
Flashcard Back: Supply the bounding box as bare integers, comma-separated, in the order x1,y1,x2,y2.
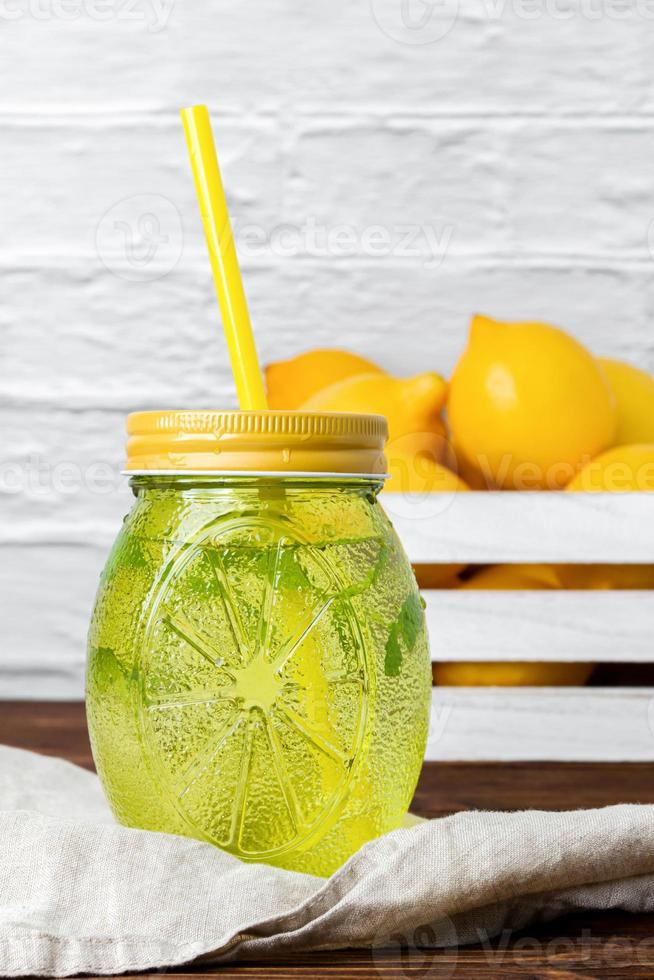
1,743,654,977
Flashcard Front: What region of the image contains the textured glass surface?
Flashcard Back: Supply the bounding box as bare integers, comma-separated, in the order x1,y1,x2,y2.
86,477,431,876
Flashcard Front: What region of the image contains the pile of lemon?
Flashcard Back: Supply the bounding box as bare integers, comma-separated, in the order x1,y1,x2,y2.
265,316,654,686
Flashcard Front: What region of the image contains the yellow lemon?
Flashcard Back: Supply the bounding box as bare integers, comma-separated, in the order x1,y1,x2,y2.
435,661,593,686
265,349,383,410
433,563,594,687
449,437,492,490
561,429,654,577
448,315,616,490
566,443,654,491
599,358,654,446
459,564,564,589
383,435,469,587
384,433,469,493
554,563,654,590
413,564,466,589
302,371,449,456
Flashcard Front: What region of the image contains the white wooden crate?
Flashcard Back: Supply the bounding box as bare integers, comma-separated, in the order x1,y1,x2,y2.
384,492,654,763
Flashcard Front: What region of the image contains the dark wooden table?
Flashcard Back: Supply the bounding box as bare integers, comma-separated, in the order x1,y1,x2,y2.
3,701,654,979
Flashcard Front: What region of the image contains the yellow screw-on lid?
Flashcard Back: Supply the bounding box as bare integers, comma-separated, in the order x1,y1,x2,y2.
126,410,389,477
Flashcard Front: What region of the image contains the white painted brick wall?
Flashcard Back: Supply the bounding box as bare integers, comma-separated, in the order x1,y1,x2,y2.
2,0,654,697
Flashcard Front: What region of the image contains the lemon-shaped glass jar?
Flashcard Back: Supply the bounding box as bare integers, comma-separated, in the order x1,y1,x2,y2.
86,411,431,877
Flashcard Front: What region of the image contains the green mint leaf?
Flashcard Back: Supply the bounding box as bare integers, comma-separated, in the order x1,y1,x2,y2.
398,592,424,651
384,625,402,677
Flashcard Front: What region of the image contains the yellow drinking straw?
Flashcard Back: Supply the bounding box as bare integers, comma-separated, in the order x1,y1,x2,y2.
181,105,268,411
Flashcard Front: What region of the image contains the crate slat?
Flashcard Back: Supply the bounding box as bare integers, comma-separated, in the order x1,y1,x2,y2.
423,589,654,662
426,687,654,761
384,491,654,563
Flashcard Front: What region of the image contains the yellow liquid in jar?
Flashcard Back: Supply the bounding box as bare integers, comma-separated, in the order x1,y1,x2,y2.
86,479,431,876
